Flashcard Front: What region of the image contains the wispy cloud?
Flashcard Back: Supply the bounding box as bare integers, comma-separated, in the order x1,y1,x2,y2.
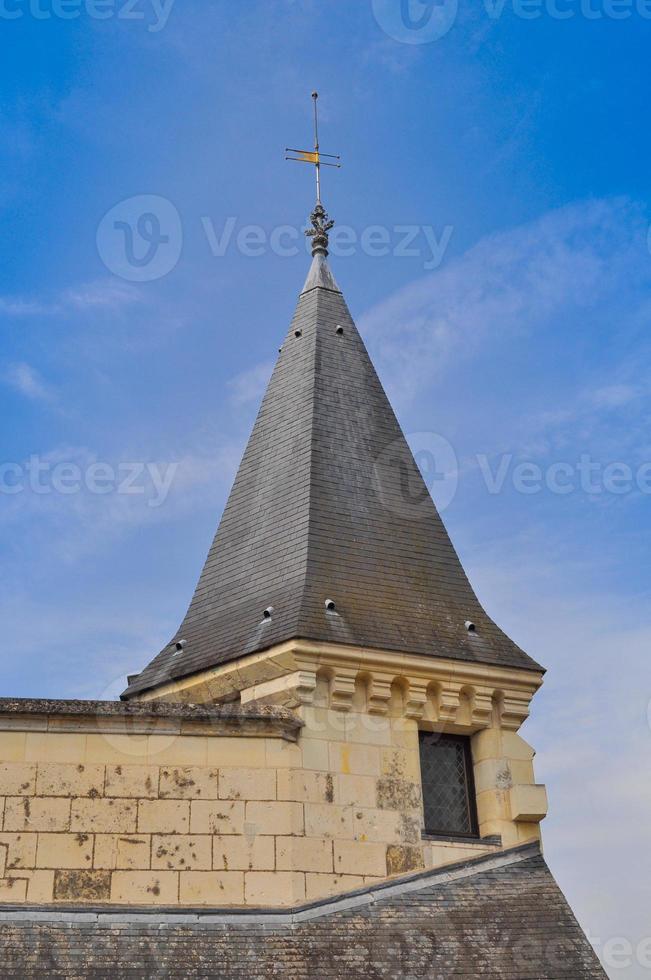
361,198,651,407
227,359,274,407
62,279,142,312
0,439,242,563
467,532,651,960
0,277,142,320
3,362,54,402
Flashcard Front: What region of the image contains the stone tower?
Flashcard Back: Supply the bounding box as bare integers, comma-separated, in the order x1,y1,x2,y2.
123,201,549,861
0,192,605,979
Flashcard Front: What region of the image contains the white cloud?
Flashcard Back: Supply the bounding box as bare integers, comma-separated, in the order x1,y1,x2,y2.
0,277,142,320
589,384,640,409
62,279,142,311
0,439,242,563
3,362,53,402
465,532,651,976
227,359,274,407
360,198,650,408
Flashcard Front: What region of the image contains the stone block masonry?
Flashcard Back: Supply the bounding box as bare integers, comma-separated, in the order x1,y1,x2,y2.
0,690,540,908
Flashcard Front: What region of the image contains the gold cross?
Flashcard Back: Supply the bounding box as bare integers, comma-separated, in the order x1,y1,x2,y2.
286,92,341,205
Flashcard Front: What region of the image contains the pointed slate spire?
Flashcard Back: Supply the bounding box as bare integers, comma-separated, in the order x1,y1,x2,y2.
123,250,540,698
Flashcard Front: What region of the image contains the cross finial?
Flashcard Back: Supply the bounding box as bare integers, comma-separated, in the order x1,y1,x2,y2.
286,92,341,257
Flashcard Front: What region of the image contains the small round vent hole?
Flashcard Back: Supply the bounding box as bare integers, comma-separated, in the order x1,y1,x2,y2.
336,326,344,336
294,329,302,338
263,606,274,620
325,599,336,612
465,621,476,633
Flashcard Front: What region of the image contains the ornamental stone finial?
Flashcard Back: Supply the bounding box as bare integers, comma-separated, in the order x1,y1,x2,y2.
306,202,335,257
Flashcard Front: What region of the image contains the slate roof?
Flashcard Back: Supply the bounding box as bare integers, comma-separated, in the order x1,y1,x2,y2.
0,844,605,978
124,254,541,698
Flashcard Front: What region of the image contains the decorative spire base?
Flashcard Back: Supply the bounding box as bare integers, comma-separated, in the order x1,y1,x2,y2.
306,202,335,258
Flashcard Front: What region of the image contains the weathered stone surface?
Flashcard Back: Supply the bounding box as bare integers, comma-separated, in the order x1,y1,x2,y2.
276,837,333,874
36,834,93,870
138,800,190,835
0,834,36,871
151,835,212,871
219,767,276,801
0,764,36,796
212,836,275,872
244,871,305,906
386,843,425,877
334,840,386,877
189,801,244,836
70,799,136,835
110,871,178,905
4,797,70,833
104,765,159,799
53,870,111,902
245,802,303,837
159,766,219,800
375,775,421,811
36,764,104,799
179,871,244,905
93,835,151,871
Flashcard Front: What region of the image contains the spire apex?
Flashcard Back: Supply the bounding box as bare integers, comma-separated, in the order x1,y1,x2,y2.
286,92,341,255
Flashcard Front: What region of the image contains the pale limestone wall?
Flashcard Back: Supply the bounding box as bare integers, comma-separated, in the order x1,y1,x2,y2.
138,640,548,864
0,682,546,909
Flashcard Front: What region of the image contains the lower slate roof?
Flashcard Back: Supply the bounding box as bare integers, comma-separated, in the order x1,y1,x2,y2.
124,255,542,698
0,843,604,979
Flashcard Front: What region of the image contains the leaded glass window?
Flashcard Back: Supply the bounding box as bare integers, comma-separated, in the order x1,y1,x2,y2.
419,732,478,838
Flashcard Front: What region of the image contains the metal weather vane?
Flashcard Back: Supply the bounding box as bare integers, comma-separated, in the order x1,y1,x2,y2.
286,92,341,257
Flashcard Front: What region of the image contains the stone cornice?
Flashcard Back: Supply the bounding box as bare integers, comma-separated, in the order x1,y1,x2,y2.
0,698,303,741
139,640,543,734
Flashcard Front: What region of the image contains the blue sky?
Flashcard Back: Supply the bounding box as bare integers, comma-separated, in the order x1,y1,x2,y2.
1,0,650,972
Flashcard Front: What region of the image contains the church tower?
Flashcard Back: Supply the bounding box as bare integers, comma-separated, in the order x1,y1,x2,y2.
124,96,549,861
0,97,605,978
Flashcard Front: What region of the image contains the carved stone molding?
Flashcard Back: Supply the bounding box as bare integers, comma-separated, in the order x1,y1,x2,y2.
142,638,543,737
439,683,463,724
500,691,531,732
404,681,429,720
471,686,494,728
330,668,358,712
367,674,393,715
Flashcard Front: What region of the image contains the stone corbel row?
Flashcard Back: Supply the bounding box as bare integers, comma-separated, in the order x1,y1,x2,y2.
285,662,533,733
